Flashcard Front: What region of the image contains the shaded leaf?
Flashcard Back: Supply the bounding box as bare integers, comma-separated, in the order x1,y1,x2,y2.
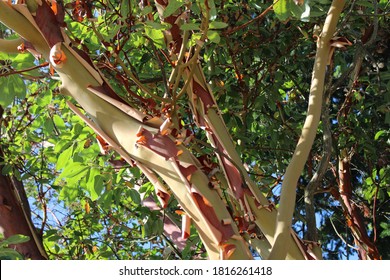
163,0,184,18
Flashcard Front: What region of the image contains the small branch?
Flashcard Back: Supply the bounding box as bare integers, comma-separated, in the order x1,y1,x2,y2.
114,53,169,103
372,181,380,243
144,36,170,97
329,218,359,250
0,62,49,77
224,3,274,35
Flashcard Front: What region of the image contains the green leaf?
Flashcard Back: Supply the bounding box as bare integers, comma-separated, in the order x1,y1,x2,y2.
143,216,162,237
163,0,184,17
144,21,170,30
12,53,40,76
59,184,79,203
207,30,221,44
180,23,200,31
87,168,104,201
120,1,130,16
273,0,309,21
374,130,387,140
209,21,228,29
43,116,54,134
1,164,12,175
273,0,290,21
0,248,24,260
58,162,89,181
144,24,166,48
53,114,66,131
56,145,74,170
140,5,153,16
2,234,30,245
206,0,217,20
99,190,113,210
129,188,141,205
36,90,52,107
379,222,390,238
0,75,26,107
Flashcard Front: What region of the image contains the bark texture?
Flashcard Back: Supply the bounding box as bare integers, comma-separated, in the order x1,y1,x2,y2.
0,106,47,260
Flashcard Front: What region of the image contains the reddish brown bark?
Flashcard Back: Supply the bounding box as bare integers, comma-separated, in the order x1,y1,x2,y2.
0,106,47,260
0,168,47,259
338,157,381,260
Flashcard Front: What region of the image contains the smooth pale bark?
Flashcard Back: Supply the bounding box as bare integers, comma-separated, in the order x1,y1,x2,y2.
0,38,23,53
268,0,346,260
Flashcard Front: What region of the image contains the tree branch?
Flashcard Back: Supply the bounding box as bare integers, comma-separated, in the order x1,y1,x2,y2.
268,0,346,260
0,37,23,53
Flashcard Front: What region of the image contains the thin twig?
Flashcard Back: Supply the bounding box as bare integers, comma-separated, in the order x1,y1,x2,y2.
0,62,49,77
330,217,359,250
224,3,275,35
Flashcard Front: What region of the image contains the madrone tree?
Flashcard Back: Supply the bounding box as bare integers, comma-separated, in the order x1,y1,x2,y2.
0,0,388,260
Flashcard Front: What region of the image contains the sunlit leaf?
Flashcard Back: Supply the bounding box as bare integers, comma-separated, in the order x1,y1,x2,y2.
207,30,221,44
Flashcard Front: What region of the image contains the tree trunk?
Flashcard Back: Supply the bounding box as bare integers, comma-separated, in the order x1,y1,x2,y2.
0,106,47,260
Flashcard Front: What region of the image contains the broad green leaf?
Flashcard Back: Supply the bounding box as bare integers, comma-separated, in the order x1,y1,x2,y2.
1,164,12,175
273,0,290,21
207,30,221,44
128,188,141,205
144,27,165,48
273,0,310,21
291,0,309,21
2,234,30,245
180,23,200,31
53,114,66,131
59,184,79,203
99,190,113,210
209,21,228,29
101,25,122,42
36,90,52,107
120,1,130,16
0,75,26,107
87,168,104,201
205,0,217,20
163,0,184,17
0,248,24,260
43,116,54,134
57,145,74,170
379,222,390,238
54,138,73,153
356,0,375,8
144,21,170,30
140,5,153,16
58,162,89,181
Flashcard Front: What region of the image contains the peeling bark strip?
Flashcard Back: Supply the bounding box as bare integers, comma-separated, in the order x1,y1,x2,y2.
153,0,306,259
135,128,182,160
192,192,235,244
